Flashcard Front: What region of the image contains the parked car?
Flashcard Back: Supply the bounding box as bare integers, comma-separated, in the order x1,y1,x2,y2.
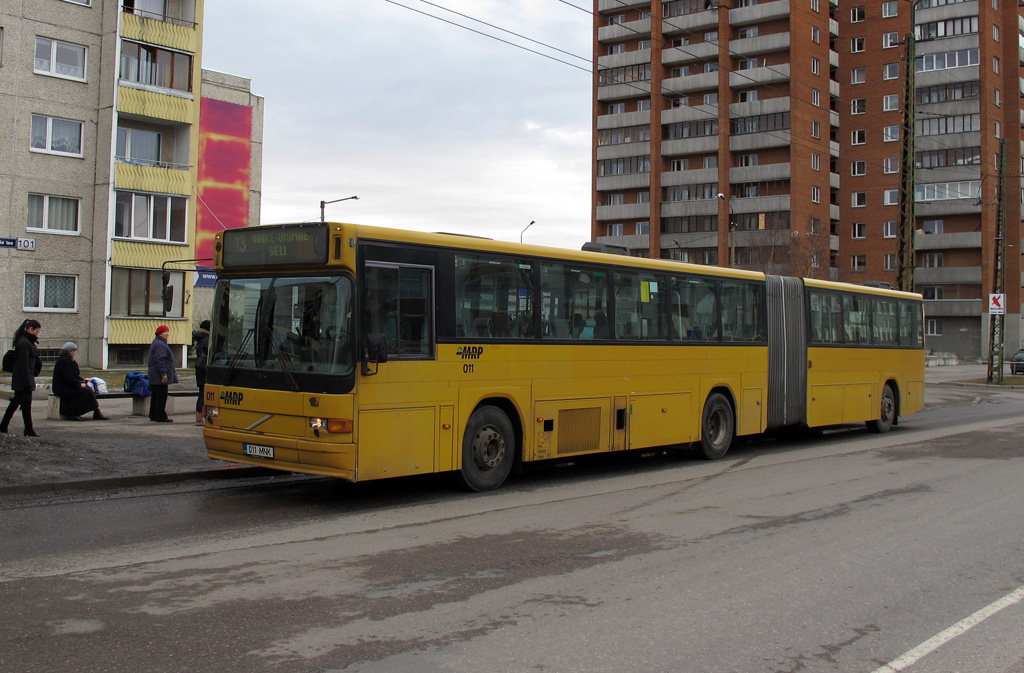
1011,349,1024,375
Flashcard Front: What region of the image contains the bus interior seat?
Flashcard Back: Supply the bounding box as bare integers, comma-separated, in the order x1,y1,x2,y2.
473,318,492,337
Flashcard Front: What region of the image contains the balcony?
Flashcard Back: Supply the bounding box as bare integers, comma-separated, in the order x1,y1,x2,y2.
829,171,840,190
121,6,198,54
663,71,719,94
598,0,649,10
729,162,791,182
663,135,719,155
597,110,650,129
661,104,719,124
730,32,791,57
914,231,982,250
924,299,983,317
914,266,982,284
596,173,651,191
597,81,653,102
662,167,718,186
598,51,652,70
118,85,195,124
729,95,790,117
598,18,651,42
729,1,790,26
662,43,719,66
596,203,651,221
729,63,790,88
661,10,719,34
661,199,718,217
915,199,980,217
114,161,191,196
597,142,652,161
729,129,790,152
730,194,790,213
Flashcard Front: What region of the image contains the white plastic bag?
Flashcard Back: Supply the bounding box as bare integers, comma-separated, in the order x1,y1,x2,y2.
89,377,108,394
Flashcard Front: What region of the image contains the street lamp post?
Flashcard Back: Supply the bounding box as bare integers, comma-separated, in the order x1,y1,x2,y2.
320,195,359,222
520,220,535,243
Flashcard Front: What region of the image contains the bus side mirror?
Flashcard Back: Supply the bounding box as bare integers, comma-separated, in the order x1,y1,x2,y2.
361,332,388,376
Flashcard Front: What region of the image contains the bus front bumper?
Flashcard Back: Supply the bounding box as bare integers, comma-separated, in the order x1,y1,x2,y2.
205,427,357,481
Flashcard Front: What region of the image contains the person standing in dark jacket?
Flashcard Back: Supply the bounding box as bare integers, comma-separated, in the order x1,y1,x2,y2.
193,320,210,425
1,319,42,436
52,342,108,421
147,325,178,422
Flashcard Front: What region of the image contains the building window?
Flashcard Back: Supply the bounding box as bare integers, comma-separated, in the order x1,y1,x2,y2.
739,89,758,102
637,191,650,203
34,37,87,80
812,121,820,138
882,0,898,17
852,67,866,84
671,66,690,78
883,94,899,111
703,92,717,105
609,43,625,55
994,88,1001,107
24,273,76,311
636,221,649,235
704,62,718,73
883,125,899,142
994,121,1001,138
811,218,822,235
110,268,184,318
884,189,899,205
884,253,896,271
852,255,867,272
852,161,867,176
883,32,900,48
884,220,897,238
812,89,820,106
812,153,820,171
883,63,899,79
993,24,999,41
609,103,625,114
811,26,820,43
922,286,944,300
852,192,867,207
993,56,999,73
608,223,623,236
116,127,161,166
922,252,943,267
30,114,83,156
705,31,718,42
852,129,867,144
609,14,625,24
671,159,688,171
738,153,758,166
852,98,866,114
637,39,651,50
120,41,193,93
853,222,866,238
606,193,624,206
63,0,92,4
738,27,759,38
851,5,866,21
114,191,188,243
811,0,819,11
926,319,941,336
739,58,760,70
27,194,80,234
922,219,943,234
703,155,717,168
884,157,899,173
812,186,821,203
852,37,866,52
637,99,651,111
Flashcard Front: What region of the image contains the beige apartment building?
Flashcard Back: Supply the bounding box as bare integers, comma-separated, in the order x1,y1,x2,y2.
0,0,262,369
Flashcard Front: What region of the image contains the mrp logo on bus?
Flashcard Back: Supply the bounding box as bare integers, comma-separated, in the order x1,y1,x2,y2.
220,391,244,405
457,346,484,360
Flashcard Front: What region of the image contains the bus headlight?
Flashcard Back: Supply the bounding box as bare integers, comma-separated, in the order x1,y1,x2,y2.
309,418,352,433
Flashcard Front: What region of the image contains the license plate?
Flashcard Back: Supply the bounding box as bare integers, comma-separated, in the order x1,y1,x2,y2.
243,443,274,459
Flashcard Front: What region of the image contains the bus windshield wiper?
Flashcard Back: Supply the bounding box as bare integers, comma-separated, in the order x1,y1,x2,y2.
224,328,254,385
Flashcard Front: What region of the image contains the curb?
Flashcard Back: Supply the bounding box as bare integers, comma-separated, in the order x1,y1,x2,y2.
0,465,279,497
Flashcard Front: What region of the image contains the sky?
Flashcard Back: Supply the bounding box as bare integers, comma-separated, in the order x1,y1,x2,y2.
201,0,595,251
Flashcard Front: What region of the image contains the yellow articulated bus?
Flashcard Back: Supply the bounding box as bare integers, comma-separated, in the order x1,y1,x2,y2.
202,222,925,491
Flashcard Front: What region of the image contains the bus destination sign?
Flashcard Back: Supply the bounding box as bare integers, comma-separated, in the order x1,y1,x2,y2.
222,223,330,268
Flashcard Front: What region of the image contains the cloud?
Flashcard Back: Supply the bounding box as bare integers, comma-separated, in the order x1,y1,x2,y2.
202,0,593,249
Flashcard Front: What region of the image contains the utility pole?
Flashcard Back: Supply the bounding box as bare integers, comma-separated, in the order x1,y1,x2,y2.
895,13,916,293
986,139,1007,384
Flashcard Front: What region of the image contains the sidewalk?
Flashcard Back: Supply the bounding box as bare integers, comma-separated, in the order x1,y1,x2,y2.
0,363,1015,496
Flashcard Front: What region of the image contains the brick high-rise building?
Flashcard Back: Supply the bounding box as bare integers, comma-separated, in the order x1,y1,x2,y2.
592,0,1023,360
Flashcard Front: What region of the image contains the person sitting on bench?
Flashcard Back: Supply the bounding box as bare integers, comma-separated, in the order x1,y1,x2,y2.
52,342,108,421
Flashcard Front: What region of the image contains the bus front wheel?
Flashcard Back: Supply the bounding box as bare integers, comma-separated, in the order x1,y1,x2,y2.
459,406,515,492
866,385,896,433
699,393,734,460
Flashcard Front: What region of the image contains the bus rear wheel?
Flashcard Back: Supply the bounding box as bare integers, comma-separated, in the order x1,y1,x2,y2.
866,384,896,433
699,393,734,460
459,406,515,492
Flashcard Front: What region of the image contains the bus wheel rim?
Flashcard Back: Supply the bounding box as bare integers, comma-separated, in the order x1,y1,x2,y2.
881,393,894,421
473,426,505,471
709,408,726,444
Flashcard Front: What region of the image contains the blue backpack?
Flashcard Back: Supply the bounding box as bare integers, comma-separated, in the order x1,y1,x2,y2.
124,371,151,397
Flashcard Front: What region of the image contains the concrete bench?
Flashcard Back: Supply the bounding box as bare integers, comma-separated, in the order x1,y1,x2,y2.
47,391,198,420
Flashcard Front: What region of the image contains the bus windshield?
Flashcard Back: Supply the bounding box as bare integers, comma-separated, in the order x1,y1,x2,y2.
210,274,355,377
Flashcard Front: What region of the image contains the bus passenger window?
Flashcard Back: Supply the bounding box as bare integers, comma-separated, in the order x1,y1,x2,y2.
721,281,764,341
671,276,718,341
455,254,534,340
613,270,667,340
540,262,609,341
365,265,433,357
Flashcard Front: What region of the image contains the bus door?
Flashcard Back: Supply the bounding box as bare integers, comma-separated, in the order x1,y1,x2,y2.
357,260,454,480
765,275,807,429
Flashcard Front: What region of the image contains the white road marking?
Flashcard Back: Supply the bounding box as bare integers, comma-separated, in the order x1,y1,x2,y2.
871,585,1024,672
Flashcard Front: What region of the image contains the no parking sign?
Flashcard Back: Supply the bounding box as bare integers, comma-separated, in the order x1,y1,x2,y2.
989,294,1005,315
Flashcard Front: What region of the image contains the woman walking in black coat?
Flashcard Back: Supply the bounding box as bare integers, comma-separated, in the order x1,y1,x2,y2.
52,342,108,421
1,319,42,436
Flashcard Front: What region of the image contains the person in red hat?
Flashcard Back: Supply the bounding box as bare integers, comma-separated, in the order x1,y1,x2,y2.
147,325,178,422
